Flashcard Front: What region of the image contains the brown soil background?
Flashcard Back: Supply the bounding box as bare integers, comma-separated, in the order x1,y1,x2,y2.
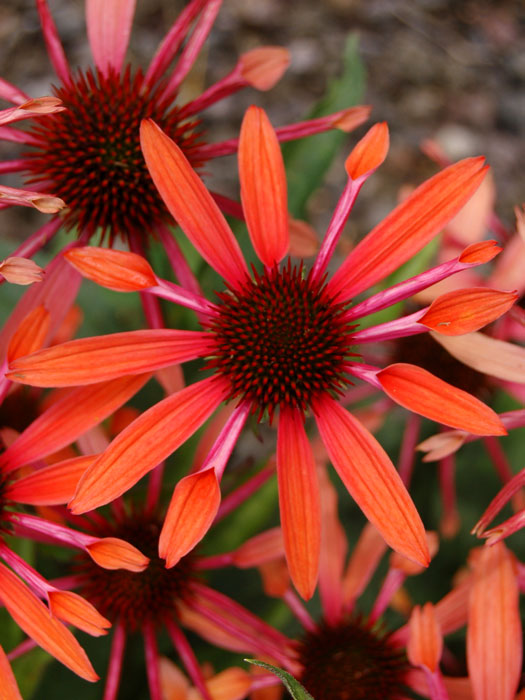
1,0,524,243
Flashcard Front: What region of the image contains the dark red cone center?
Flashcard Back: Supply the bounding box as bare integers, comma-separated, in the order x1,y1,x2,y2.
207,261,356,421
25,66,204,245
296,619,409,700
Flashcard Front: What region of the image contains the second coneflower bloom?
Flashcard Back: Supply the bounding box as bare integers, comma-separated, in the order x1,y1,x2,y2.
7,107,514,600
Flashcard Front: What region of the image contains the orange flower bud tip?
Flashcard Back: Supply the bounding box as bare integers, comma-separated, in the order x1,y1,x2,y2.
240,47,290,90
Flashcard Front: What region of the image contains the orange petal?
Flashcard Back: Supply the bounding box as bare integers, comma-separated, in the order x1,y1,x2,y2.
343,522,387,604
0,644,22,700
329,157,488,300
49,590,111,636
232,528,284,567
240,47,290,90
407,603,443,672
0,563,98,682
458,241,501,267
189,667,252,700
5,455,96,505
378,363,506,436
0,374,149,473
140,119,247,287
259,559,290,598
277,407,320,600
64,247,156,291
420,288,517,336
417,430,467,463
467,543,522,700
288,217,319,258
86,537,149,572
8,329,211,386
431,331,525,384
239,106,289,266
0,257,43,285
345,122,389,181
159,467,221,568
318,466,347,624
158,657,190,700
69,376,228,513
7,305,50,363
313,395,429,567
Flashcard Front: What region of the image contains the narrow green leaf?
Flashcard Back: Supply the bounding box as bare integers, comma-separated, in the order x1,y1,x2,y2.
245,659,315,699
283,34,366,218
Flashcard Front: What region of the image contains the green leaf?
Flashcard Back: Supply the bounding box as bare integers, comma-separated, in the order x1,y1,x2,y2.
244,659,315,699
282,34,366,218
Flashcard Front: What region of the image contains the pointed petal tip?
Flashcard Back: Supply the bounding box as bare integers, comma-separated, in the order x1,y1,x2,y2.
239,105,289,266
345,121,389,180
240,46,290,90
333,105,372,132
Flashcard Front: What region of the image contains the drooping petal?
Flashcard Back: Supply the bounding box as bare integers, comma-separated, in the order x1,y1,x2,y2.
276,407,320,600
344,121,389,181
0,563,98,682
231,528,284,568
8,329,212,386
48,590,111,637
140,119,247,287
328,157,488,300
239,105,289,266
240,47,290,90
0,644,22,700
0,253,81,366
342,522,387,605
377,363,506,435
4,455,96,505
86,0,136,76
7,305,50,363
0,184,64,213
467,543,522,700
318,466,347,625
64,247,156,291
0,374,149,473
313,394,429,567
69,376,229,513
86,538,149,572
431,331,525,384
0,257,43,285
159,467,221,568
420,288,517,336
407,603,443,673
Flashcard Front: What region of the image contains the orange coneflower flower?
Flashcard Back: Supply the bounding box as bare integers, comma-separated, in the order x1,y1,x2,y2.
7,107,513,600
1,0,368,268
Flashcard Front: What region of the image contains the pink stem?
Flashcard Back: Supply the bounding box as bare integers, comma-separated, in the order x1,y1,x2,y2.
483,436,522,511
143,621,162,700
349,308,427,344
439,453,459,535
210,191,244,220
148,280,214,317
166,618,213,700
283,590,317,632
197,401,251,481
36,0,72,86
0,159,30,173
398,413,421,487
369,568,406,624
145,0,207,86
156,224,203,298
473,467,525,536
145,461,166,515
103,621,126,700
7,638,37,661
311,178,361,283
161,0,222,102
192,552,233,570
215,463,275,522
